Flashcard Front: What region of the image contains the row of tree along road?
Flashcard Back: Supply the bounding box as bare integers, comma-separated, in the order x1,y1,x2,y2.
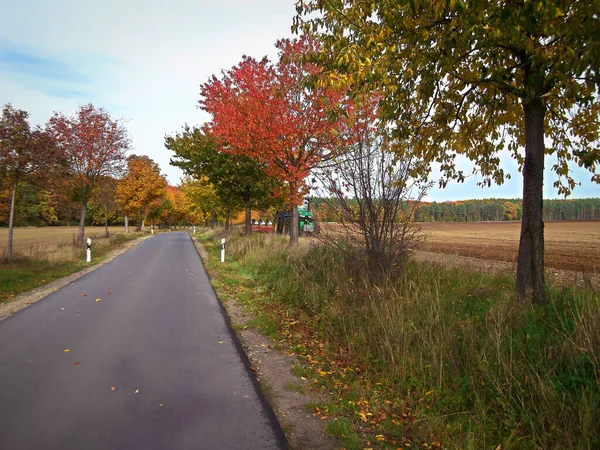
3,2,599,306
0,104,201,259
166,2,599,305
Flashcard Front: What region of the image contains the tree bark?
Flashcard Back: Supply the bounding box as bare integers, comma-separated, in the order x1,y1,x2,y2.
516,98,546,304
225,209,231,231
7,182,17,259
124,215,129,233
77,202,86,245
244,201,252,236
141,210,148,231
289,184,299,245
211,212,217,230
104,207,110,238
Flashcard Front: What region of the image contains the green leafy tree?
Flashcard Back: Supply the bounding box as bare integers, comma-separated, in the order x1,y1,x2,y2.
295,0,600,304
167,126,280,234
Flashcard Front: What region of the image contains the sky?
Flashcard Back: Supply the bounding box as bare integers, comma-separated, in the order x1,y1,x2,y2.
1,0,597,201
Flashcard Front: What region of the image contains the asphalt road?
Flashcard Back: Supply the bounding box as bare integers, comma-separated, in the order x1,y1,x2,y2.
0,232,286,450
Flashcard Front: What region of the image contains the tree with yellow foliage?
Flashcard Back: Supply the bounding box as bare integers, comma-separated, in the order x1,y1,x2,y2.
115,155,167,231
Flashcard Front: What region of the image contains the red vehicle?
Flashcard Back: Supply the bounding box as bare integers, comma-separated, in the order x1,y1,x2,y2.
251,219,274,233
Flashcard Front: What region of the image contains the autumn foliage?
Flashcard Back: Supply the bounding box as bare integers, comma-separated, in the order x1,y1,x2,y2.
115,155,167,231
48,104,130,244
200,36,346,243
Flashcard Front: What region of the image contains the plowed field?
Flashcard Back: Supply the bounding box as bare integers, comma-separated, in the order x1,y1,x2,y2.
418,220,600,273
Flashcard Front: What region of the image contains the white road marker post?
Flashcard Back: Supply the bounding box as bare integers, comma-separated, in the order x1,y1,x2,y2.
193,226,196,234
151,225,154,235
86,238,92,263
221,238,225,263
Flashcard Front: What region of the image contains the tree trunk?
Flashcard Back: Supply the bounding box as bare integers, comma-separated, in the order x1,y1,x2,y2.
77,202,86,245
289,184,299,245
245,201,252,235
516,98,546,304
211,212,217,230
7,182,17,259
104,207,110,238
225,209,231,231
124,215,129,233
141,210,148,231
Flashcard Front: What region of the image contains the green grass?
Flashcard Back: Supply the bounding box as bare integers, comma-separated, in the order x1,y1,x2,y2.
198,230,600,449
0,232,144,303
327,417,361,450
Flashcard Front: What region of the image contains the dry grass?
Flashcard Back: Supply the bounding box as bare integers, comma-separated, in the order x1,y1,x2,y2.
0,226,127,262
415,220,600,273
204,231,600,449
321,220,600,272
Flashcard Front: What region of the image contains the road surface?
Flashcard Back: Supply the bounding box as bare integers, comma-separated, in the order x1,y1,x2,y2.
0,232,286,450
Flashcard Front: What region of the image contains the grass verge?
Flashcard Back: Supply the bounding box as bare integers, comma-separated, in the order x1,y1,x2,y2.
0,232,145,303
198,229,599,449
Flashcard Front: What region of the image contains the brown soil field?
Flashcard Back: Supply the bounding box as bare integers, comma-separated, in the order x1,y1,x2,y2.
417,220,600,273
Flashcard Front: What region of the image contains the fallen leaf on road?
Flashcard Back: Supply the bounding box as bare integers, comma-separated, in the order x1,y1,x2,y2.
249,367,257,372
95,298,101,302
74,361,81,365
110,386,116,391
24,301,31,305
159,403,163,407
218,341,224,344
134,389,140,394
61,308,65,311
108,288,112,295
64,349,70,353
80,294,87,297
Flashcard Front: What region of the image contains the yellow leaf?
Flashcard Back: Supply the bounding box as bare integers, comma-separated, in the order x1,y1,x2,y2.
110,386,116,391
134,389,140,394
95,298,101,302
64,349,70,353
358,412,368,422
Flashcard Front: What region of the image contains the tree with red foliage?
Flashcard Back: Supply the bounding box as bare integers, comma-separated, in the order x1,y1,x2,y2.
48,104,130,244
1,104,59,258
200,36,345,244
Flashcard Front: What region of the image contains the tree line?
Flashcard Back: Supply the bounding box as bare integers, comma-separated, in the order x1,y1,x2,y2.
168,0,600,304
414,198,600,222
0,103,204,258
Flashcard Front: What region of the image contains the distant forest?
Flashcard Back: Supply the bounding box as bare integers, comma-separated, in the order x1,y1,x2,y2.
2,182,599,227
311,198,600,223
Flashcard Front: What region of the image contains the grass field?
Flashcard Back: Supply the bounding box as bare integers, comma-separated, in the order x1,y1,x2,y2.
0,226,143,303
417,220,600,273
0,226,127,261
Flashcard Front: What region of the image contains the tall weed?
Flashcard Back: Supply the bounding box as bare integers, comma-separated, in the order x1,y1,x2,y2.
210,232,599,448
